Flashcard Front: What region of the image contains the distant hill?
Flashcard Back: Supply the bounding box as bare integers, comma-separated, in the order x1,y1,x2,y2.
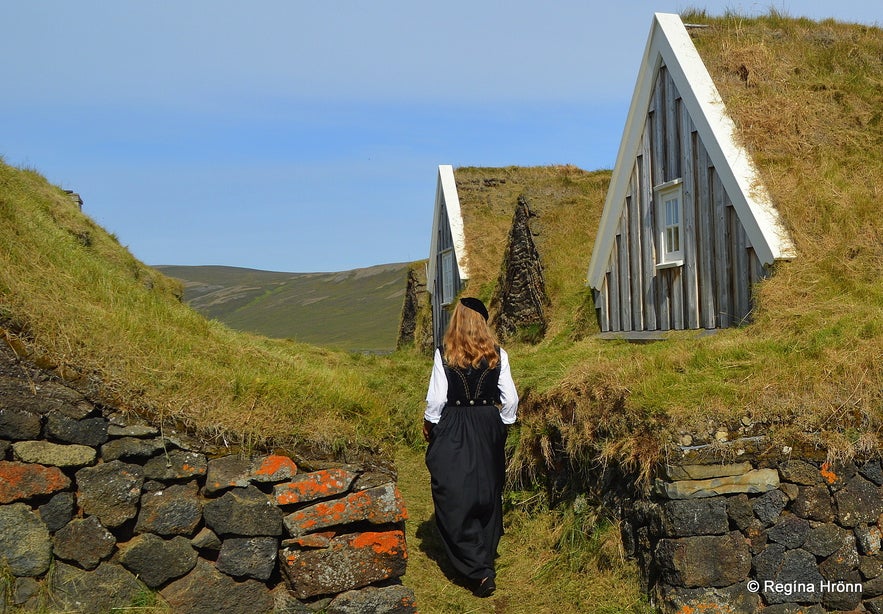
155,263,412,352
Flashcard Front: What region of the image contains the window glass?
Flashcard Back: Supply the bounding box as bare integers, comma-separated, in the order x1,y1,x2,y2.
441,250,454,304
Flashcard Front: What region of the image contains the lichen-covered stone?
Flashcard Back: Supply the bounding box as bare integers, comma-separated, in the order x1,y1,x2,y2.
856,523,882,555
0,460,70,503
284,482,406,536
75,460,144,527
655,583,761,614
118,533,198,588
818,534,859,580
107,423,159,438
143,449,207,482
203,485,283,537
217,536,278,581
204,454,298,496
835,474,883,527
204,455,251,495
53,515,116,570
161,558,274,614
0,503,52,577
274,468,358,506
135,481,202,536
12,440,96,467
249,454,298,483
280,530,407,599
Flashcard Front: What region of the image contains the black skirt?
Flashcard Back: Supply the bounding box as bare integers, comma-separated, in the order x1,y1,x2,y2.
425,404,507,580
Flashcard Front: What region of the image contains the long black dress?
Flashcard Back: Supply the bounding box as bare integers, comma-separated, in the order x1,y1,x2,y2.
425,351,508,582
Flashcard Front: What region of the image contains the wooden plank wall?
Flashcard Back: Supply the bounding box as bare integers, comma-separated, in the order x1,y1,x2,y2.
597,64,768,333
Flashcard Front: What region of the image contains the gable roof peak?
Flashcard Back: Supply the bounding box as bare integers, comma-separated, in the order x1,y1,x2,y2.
587,12,794,289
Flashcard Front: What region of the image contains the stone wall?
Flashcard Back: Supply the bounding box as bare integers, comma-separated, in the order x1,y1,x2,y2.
620,438,883,613
0,343,415,614
490,195,549,343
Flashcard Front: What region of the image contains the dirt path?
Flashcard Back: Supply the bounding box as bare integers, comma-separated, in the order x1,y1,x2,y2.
395,444,652,614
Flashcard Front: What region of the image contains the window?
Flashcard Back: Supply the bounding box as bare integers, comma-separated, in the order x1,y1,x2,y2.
441,249,455,304
655,179,684,267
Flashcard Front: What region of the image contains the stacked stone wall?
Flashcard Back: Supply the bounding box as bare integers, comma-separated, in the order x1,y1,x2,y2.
620,439,883,613
0,344,415,614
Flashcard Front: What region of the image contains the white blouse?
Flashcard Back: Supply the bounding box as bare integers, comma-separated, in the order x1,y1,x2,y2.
424,347,519,425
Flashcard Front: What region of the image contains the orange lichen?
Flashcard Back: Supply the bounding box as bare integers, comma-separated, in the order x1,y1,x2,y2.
0,461,70,503
254,455,297,477
350,531,405,556
820,462,838,484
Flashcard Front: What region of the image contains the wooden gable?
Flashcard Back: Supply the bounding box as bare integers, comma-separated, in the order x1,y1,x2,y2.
427,165,469,346
587,13,794,333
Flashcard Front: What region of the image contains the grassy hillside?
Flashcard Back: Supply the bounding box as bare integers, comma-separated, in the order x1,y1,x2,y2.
0,159,428,460
157,263,410,352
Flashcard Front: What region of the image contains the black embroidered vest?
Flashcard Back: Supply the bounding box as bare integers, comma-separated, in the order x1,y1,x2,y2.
440,346,501,407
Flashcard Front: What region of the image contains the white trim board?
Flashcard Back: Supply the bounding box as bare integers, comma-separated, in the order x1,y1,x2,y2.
427,165,469,289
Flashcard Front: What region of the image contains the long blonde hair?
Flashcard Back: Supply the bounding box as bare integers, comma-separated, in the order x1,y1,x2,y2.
443,300,499,369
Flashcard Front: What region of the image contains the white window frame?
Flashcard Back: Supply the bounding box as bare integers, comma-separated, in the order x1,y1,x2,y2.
440,249,455,304
654,178,684,268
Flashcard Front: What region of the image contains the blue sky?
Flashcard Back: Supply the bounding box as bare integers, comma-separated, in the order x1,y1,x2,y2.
1,2,879,272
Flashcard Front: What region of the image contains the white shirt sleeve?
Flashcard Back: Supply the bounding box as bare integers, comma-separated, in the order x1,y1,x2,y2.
423,348,447,424
498,347,519,425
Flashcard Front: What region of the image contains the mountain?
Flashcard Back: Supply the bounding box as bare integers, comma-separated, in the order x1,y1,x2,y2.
155,263,412,352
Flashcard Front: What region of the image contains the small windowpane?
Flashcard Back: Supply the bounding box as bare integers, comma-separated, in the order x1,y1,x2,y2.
441,250,454,303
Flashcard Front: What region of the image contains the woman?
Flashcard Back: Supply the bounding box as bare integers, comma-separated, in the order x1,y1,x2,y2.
423,297,518,598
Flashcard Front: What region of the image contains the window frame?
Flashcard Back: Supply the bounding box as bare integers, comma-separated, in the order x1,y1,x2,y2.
654,178,685,268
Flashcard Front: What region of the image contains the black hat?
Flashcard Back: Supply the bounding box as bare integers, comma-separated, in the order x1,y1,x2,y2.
459,297,489,321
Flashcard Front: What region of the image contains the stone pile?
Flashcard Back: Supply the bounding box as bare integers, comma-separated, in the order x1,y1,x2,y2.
0,344,416,614
621,439,883,613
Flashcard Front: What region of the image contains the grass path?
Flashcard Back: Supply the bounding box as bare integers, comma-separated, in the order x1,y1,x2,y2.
395,445,653,614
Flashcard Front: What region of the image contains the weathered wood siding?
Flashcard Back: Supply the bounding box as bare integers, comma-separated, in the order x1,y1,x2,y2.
595,64,769,333
431,197,463,346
